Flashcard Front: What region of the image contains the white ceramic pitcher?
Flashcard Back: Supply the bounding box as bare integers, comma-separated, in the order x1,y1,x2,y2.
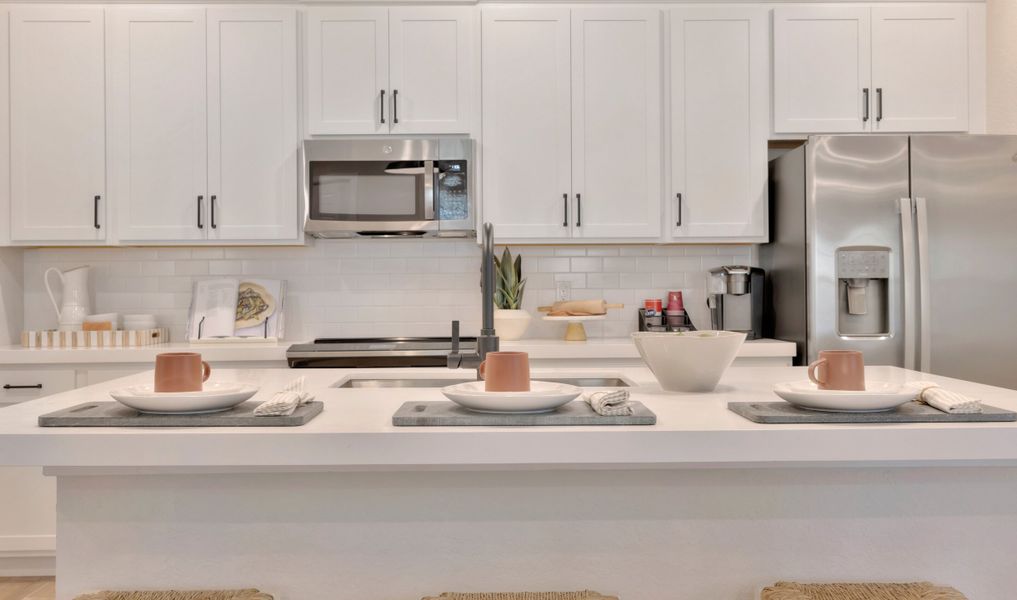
44,266,92,331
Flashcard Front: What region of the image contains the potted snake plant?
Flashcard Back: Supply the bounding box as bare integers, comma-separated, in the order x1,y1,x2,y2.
493,247,531,341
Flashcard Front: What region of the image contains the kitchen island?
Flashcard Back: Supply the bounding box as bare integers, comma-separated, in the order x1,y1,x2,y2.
1,365,1016,599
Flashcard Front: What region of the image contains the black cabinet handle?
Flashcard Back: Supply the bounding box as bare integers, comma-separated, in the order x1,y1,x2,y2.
676,192,683,227
575,193,582,227
393,89,399,124
862,88,870,122
94,195,101,229
876,88,883,122
3,384,42,390
197,195,204,229
562,193,568,227
210,195,217,229
380,90,386,124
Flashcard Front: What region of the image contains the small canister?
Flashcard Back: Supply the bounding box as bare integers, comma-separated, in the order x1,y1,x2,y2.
644,298,663,317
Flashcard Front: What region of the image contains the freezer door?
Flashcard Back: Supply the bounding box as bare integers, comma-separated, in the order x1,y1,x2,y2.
910,135,1017,389
807,135,911,365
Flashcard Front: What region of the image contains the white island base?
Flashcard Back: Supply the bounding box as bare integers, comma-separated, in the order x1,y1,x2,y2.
53,466,1017,600
3,366,1016,599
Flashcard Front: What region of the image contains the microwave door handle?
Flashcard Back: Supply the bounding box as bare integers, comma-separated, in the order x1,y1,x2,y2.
423,160,436,220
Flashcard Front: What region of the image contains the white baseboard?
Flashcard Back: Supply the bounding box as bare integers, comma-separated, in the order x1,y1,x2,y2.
0,556,55,577
0,536,56,577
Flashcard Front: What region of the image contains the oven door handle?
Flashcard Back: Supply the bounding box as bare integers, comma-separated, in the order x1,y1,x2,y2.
423,160,436,221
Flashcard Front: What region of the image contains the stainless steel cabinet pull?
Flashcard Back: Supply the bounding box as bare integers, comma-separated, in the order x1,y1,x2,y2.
197,195,204,229
862,88,870,122
562,193,568,227
3,384,41,390
876,88,883,122
392,89,399,124
676,193,683,227
93,195,101,229
575,193,582,227
380,90,386,124
210,195,217,229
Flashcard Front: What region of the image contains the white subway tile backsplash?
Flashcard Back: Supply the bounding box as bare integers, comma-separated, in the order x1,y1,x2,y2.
22,241,756,341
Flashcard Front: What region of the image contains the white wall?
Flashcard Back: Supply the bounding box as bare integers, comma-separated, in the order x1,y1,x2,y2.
0,248,23,345
987,0,1017,133
22,242,754,342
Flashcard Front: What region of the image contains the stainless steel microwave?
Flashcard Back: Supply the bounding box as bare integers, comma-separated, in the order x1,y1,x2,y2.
302,138,474,238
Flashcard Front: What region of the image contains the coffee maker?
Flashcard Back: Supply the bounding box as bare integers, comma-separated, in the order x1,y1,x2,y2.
706,266,765,340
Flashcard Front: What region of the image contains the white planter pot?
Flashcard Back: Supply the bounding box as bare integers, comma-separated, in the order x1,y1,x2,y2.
493,309,532,341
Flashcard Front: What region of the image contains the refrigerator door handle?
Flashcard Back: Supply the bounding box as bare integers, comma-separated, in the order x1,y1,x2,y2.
915,197,932,373
899,197,917,371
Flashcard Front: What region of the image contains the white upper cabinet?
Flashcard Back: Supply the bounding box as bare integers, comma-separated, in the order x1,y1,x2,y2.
670,7,768,241
306,7,472,135
110,7,208,242
773,7,871,134
870,6,968,132
481,8,572,240
571,8,661,239
774,5,970,134
389,8,472,134
207,8,299,241
10,7,107,242
306,8,388,135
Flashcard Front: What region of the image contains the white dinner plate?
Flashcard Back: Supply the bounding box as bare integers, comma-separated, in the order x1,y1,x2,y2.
441,380,583,414
773,380,919,413
110,382,260,415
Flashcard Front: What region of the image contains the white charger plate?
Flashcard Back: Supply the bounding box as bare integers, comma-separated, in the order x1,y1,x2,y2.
110,382,260,415
441,380,582,414
773,380,918,413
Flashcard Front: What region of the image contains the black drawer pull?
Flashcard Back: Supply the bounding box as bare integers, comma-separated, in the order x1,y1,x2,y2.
3,384,42,390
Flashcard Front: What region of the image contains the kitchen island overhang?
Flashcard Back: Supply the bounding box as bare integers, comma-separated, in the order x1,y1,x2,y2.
3,365,1017,470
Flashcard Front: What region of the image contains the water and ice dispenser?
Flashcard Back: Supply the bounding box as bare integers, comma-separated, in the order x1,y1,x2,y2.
835,247,890,336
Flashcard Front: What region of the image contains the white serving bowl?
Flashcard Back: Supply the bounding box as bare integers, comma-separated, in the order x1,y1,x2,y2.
631,330,747,393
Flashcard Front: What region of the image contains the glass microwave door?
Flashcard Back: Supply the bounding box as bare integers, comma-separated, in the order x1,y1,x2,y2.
309,161,425,221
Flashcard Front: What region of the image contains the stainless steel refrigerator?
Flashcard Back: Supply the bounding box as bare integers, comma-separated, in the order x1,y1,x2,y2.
762,135,1017,389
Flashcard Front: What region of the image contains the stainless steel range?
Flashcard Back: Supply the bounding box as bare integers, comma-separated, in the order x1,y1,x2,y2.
286,337,478,369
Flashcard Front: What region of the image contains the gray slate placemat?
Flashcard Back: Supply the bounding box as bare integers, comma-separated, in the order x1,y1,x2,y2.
38,401,323,427
728,401,1017,424
392,400,656,426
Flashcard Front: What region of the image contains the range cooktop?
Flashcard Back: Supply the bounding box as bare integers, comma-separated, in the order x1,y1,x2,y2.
286,337,479,368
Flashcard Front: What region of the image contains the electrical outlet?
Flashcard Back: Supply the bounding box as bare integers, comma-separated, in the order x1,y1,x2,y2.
556,281,572,302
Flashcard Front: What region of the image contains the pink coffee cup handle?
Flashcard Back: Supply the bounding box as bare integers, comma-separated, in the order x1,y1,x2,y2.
807,358,827,386
477,360,486,380
201,361,211,383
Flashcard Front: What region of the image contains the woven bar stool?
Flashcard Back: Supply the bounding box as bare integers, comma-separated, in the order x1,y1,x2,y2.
762,581,967,599
75,590,273,600
422,592,617,600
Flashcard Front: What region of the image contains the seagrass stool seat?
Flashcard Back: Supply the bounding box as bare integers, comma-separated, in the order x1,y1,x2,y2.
762,581,968,599
423,592,618,600
75,590,273,600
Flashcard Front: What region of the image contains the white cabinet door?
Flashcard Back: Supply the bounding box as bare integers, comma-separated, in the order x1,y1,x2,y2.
481,8,572,240
871,6,968,132
207,8,298,241
571,8,661,239
306,8,388,135
670,8,768,240
389,7,472,134
773,7,871,133
109,7,207,242
10,7,106,242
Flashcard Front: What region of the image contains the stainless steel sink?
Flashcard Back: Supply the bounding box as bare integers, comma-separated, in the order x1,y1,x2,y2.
335,376,630,389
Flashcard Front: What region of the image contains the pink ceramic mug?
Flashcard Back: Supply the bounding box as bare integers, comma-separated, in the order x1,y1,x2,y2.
807,350,865,391
478,352,531,392
155,352,211,393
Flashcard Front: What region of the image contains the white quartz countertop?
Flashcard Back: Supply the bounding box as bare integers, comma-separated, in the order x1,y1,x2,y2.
0,338,796,364
2,365,1017,470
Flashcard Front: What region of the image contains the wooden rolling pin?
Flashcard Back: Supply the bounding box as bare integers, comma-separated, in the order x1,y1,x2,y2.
537,300,624,316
